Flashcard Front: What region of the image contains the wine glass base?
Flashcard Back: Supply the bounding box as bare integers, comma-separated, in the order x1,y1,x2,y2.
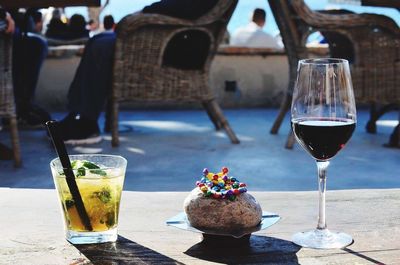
292,228,353,249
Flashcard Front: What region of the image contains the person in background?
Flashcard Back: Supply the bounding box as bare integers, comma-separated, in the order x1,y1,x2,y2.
56,0,218,144
31,10,44,34
87,19,99,37
57,15,116,144
45,9,68,39
230,8,281,48
67,14,89,39
101,15,115,33
0,8,14,33
3,8,51,128
87,19,96,30
87,0,110,35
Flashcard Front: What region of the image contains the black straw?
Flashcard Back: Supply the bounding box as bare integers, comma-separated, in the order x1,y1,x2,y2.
46,121,93,231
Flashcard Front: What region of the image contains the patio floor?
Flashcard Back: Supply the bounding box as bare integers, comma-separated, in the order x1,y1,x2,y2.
0,108,399,191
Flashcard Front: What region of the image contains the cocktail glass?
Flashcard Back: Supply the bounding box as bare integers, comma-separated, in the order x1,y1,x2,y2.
50,154,127,244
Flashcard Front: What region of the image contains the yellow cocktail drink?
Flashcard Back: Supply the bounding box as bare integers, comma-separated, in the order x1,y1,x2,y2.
51,155,126,244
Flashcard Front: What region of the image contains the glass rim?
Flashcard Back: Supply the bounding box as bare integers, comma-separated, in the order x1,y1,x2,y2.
50,154,127,171
299,58,349,65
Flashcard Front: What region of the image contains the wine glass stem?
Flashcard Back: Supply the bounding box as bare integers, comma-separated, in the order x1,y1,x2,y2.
316,160,330,230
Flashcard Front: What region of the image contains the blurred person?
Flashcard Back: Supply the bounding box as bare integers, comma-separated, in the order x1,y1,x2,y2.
46,17,67,38
67,14,89,39
0,7,14,33
45,9,68,39
57,0,218,144
1,7,51,128
101,15,115,32
58,14,116,144
87,0,110,32
31,10,44,34
87,19,99,37
230,8,281,48
87,19,97,31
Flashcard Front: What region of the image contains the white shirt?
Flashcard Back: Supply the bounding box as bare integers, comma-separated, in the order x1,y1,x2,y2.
90,28,114,38
230,22,281,49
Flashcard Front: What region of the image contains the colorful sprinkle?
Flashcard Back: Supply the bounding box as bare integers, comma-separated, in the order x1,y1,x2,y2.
195,168,247,200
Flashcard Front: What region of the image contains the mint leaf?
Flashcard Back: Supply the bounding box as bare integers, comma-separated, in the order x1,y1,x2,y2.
90,169,107,176
65,199,75,209
83,161,100,169
93,187,112,204
105,211,115,228
76,167,86,177
71,160,77,169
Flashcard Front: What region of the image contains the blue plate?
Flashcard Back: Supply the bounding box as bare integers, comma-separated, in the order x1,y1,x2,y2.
166,211,280,238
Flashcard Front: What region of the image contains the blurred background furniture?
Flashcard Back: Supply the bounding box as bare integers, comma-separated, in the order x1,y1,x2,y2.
110,0,239,146
0,0,100,8
268,0,400,148
361,0,400,9
0,33,21,167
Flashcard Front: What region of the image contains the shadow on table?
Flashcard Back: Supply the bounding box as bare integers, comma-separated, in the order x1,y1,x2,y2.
184,235,301,264
74,235,183,265
343,247,388,264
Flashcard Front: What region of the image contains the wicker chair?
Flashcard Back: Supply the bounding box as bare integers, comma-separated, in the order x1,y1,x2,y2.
0,33,21,167
268,0,400,148
110,1,239,146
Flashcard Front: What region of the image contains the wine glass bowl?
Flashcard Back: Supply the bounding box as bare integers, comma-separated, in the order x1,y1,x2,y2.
291,58,356,249
292,118,355,161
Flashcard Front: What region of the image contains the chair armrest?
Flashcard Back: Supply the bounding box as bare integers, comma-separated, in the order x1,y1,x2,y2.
116,12,196,37
116,0,237,36
293,1,399,34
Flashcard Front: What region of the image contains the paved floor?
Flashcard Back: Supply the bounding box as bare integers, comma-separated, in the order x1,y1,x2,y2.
0,108,399,191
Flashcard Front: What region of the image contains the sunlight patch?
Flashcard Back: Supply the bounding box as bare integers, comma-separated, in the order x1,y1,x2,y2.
73,147,103,154
126,147,146,155
215,131,227,138
102,135,129,142
235,134,254,142
121,121,209,132
376,120,398,127
346,156,368,162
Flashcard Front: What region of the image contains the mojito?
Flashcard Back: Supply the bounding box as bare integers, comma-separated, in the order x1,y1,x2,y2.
51,155,126,244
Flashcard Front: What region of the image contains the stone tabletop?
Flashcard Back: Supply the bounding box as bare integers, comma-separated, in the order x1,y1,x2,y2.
1,188,399,265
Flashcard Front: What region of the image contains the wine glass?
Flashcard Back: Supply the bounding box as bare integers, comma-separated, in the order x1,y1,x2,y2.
291,58,357,249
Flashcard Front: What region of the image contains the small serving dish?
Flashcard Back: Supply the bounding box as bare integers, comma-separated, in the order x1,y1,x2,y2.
166,211,280,239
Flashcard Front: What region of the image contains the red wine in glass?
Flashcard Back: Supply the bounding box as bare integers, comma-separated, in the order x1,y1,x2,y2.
292,118,356,161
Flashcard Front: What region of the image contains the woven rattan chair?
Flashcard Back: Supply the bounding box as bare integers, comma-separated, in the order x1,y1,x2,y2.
0,33,21,167
268,0,400,148
110,1,239,146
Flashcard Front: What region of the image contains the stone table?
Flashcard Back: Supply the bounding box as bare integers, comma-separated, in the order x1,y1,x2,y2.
1,188,399,264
